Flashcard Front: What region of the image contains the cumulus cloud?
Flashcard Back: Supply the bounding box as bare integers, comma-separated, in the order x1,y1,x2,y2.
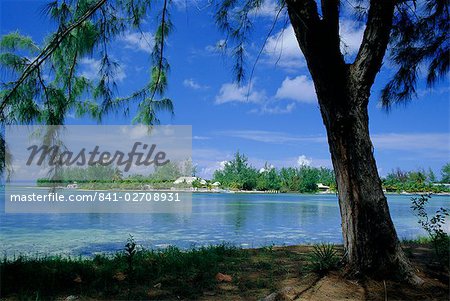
79,58,126,82
250,102,296,115
339,19,365,56
219,160,228,169
264,25,305,70
215,82,266,104
275,75,317,103
183,78,208,90
259,164,275,173
198,160,229,179
263,20,365,70
205,39,227,53
119,31,153,53
251,0,281,17
297,155,312,167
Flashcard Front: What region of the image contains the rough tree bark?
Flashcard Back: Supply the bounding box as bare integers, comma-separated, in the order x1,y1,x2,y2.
285,0,422,282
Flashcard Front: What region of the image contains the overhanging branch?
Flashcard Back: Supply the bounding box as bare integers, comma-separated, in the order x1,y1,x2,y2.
0,0,107,115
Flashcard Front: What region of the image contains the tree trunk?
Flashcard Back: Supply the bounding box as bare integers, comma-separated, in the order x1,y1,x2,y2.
318,86,417,281
285,0,422,282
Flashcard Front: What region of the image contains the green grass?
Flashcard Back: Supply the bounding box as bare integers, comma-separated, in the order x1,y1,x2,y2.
401,236,433,244
0,243,247,300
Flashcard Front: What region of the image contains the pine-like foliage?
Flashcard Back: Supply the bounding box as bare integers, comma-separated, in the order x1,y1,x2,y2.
215,0,286,83
0,0,173,175
382,0,449,108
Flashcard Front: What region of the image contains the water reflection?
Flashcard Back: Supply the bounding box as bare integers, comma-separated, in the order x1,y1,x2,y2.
0,190,448,256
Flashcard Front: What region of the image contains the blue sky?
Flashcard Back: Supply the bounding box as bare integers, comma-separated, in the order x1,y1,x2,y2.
1,0,449,179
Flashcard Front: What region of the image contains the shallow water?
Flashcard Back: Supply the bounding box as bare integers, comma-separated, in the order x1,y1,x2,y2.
0,189,448,256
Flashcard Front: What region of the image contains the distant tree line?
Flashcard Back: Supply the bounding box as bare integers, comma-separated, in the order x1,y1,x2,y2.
213,153,450,194
36,154,450,194
212,152,336,193
36,160,195,189
382,163,450,193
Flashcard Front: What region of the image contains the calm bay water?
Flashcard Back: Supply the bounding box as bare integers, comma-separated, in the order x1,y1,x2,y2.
0,188,449,256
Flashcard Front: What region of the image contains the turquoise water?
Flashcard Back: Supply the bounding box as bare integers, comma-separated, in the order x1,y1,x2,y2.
0,189,449,256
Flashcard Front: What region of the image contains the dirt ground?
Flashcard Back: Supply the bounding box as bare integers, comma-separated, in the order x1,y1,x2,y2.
196,245,449,301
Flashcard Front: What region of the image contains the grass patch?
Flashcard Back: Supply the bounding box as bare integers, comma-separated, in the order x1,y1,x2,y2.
0,243,308,300
401,236,433,244
0,243,246,300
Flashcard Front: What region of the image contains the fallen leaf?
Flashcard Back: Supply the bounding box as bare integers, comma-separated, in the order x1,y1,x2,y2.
215,272,232,282
73,275,82,283
113,272,127,281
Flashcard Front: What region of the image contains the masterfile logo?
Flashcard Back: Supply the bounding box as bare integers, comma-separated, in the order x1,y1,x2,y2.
4,125,192,213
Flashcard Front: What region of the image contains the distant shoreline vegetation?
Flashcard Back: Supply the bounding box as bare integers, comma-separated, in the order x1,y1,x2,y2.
35,153,450,194
382,164,450,193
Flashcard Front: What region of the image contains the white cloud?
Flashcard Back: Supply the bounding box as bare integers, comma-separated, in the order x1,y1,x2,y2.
251,0,281,17
219,160,228,169
193,135,210,140
217,130,450,154
218,130,326,144
183,78,208,90
339,19,365,56
79,58,99,80
172,0,212,11
297,155,312,167
250,102,296,115
205,39,227,53
275,75,317,103
198,160,229,179
263,20,364,69
119,31,153,53
79,58,126,82
372,133,450,151
191,148,233,179
215,82,266,104
120,125,150,139
259,164,275,173
264,25,305,70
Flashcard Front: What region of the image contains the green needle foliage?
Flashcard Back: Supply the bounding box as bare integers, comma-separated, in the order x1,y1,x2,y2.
0,0,174,176
382,0,449,108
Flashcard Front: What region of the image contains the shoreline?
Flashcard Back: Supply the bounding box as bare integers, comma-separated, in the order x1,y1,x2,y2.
16,186,450,196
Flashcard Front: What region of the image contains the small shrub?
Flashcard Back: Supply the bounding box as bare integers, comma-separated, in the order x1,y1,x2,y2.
307,243,339,274
124,234,137,274
411,194,449,266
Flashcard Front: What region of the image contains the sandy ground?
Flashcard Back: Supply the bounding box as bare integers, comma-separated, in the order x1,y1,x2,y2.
197,245,449,301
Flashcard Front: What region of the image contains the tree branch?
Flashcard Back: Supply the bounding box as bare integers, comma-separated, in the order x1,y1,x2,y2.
321,0,340,50
247,2,286,100
351,0,396,90
149,0,169,102
286,0,345,92
67,50,78,101
0,0,106,115
286,0,321,35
